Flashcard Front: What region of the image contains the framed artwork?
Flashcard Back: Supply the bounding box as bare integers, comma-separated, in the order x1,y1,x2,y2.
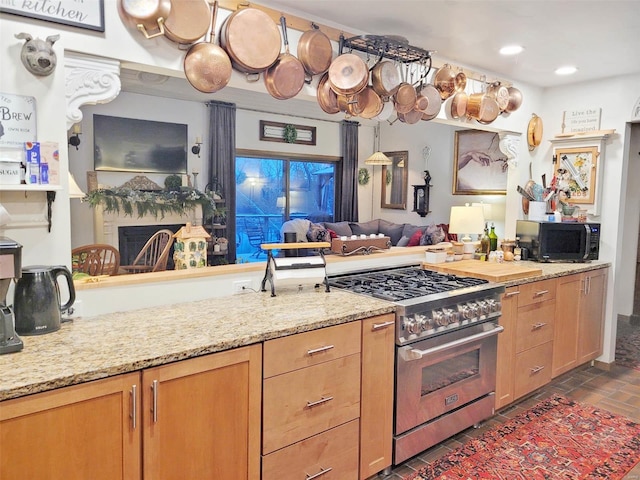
381,151,408,210
554,146,598,204
0,1,105,32
259,120,316,145
452,130,508,195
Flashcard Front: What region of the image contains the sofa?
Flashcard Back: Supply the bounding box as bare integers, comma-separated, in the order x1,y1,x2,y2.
281,218,456,248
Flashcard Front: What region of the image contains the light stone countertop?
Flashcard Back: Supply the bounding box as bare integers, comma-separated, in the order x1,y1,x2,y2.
0,260,610,402
0,287,394,401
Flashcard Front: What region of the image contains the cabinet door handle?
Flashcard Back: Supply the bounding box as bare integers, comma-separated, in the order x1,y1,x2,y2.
530,365,545,374
306,466,333,479
152,379,159,423
587,276,591,295
531,322,547,330
533,290,549,297
306,396,333,408
130,384,137,430
372,320,395,330
504,291,520,297
307,345,334,355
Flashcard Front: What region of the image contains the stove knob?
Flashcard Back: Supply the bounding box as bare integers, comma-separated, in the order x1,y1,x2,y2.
404,318,418,334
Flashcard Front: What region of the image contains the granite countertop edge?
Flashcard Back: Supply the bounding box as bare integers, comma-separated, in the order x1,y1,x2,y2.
0,261,609,402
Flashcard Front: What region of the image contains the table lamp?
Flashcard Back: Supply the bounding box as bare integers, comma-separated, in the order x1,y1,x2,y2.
449,204,485,256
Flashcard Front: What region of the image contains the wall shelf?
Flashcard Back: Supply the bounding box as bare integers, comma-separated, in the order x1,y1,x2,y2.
0,184,61,192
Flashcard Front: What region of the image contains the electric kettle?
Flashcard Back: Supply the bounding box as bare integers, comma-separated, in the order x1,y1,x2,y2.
13,265,75,335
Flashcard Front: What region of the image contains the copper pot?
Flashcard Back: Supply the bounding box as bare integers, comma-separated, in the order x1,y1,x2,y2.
467,93,500,123
398,108,422,124
220,7,281,74
297,24,333,77
449,91,468,119
486,82,510,111
337,93,364,116
118,0,171,39
374,100,394,122
183,1,232,94
421,83,442,117
316,72,339,114
328,53,369,96
264,16,305,100
504,87,523,113
393,82,417,114
163,0,210,45
433,63,456,100
358,86,384,119
370,60,400,98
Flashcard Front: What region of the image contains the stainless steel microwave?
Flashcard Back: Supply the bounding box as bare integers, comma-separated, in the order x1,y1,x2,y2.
516,220,600,262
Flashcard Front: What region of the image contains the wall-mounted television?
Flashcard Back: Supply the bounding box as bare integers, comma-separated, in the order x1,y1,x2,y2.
93,115,188,174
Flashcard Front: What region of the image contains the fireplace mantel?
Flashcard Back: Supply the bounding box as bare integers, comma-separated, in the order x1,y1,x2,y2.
94,205,201,250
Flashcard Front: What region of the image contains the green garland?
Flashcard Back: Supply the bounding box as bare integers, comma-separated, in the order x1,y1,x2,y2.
283,124,297,143
85,187,217,219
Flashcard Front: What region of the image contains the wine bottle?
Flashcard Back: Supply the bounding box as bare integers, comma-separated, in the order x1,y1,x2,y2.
489,223,498,252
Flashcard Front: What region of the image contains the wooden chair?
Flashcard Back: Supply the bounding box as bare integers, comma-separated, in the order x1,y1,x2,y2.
120,229,175,274
243,217,266,258
71,244,120,276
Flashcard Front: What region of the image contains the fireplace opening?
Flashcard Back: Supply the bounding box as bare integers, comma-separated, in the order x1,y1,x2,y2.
118,224,182,270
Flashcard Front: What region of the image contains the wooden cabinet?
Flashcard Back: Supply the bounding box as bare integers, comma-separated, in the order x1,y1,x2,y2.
360,314,395,479
0,373,141,480
262,322,361,480
495,279,556,408
143,344,262,480
553,269,608,377
495,286,518,410
0,345,262,480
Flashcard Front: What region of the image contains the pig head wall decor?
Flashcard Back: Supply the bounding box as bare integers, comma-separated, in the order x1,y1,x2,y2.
15,33,60,77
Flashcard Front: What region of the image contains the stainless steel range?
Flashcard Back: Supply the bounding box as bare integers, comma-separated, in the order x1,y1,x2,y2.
329,265,505,464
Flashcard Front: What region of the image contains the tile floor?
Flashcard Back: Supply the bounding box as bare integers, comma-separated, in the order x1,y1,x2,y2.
381,318,640,479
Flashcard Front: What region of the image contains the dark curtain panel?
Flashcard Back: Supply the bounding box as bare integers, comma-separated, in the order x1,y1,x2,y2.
207,101,236,263
336,120,359,222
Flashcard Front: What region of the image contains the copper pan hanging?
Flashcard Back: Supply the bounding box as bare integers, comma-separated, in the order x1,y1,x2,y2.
263,16,306,100
316,72,339,114
118,0,171,39
328,53,368,96
358,86,384,119
163,0,210,45
183,1,232,94
371,60,400,98
297,23,333,78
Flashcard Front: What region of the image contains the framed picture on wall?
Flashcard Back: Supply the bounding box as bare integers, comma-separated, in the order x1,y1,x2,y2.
0,1,105,32
554,146,598,204
452,130,508,195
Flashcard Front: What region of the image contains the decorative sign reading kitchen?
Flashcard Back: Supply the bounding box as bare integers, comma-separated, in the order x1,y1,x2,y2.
562,107,602,133
0,0,104,31
0,93,36,147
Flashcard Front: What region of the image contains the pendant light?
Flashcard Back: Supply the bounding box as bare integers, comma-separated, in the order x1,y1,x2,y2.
365,124,392,165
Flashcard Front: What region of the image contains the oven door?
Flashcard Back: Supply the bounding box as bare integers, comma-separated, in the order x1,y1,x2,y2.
395,321,502,435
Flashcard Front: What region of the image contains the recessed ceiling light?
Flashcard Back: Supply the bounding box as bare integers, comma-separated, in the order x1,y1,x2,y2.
555,66,578,76
499,45,524,56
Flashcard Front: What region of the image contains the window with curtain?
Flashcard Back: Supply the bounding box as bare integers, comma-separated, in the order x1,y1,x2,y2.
235,152,337,263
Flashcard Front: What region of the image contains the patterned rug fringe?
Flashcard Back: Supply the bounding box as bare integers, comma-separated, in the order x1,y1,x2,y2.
404,394,640,480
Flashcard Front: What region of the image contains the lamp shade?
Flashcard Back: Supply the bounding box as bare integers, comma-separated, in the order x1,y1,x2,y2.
364,151,392,165
448,205,485,236
68,172,85,199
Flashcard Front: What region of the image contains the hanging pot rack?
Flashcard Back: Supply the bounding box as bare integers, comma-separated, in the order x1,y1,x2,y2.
342,34,434,64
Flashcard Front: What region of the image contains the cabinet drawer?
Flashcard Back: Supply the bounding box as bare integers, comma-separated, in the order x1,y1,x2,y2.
263,322,361,378
263,353,360,454
262,419,359,480
515,301,555,353
517,279,556,307
514,341,553,399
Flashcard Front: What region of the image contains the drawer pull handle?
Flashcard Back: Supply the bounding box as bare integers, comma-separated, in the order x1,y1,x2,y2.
530,365,545,374
504,291,520,297
306,466,333,479
130,384,137,430
372,320,395,330
152,379,159,423
534,290,549,297
306,396,334,408
307,345,334,355
531,322,547,330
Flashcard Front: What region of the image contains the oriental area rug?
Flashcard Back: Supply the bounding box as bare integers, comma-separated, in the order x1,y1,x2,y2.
616,325,640,371
404,394,640,480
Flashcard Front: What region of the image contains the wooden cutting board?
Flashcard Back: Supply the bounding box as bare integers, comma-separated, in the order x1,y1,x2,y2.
422,259,542,282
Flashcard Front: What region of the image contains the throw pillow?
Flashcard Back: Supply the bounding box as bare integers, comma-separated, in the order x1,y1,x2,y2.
396,235,410,247
350,219,380,236
407,229,423,247
307,223,330,242
401,223,426,240
378,219,404,245
419,224,446,246
323,221,352,237
326,228,338,239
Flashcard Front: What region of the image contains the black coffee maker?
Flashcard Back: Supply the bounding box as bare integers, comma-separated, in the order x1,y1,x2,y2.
0,237,23,354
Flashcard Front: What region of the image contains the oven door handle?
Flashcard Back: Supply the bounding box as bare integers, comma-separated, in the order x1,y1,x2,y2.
405,324,504,361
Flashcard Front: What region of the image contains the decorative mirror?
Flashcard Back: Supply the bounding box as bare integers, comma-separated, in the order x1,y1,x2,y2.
381,151,408,210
